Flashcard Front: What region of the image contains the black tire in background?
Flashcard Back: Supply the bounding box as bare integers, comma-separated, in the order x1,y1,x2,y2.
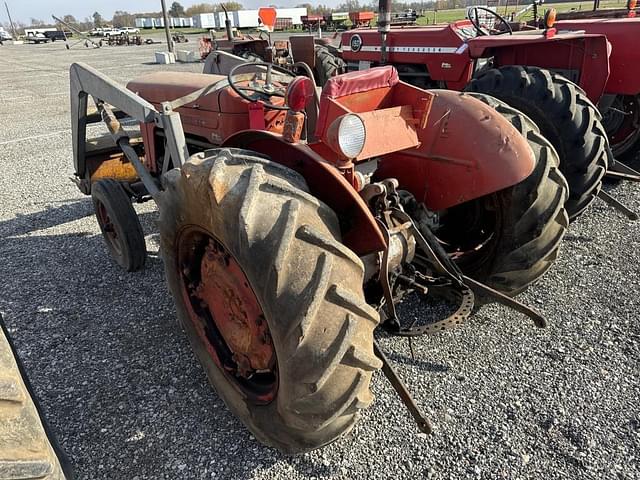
436,93,570,297
159,148,381,453
466,65,608,221
91,179,146,272
314,45,346,87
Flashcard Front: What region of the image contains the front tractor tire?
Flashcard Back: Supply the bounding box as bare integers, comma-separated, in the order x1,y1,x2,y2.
439,93,570,297
91,179,146,272
159,148,381,453
466,65,608,221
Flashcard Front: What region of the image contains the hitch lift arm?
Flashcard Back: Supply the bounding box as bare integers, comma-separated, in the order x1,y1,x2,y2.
70,62,189,202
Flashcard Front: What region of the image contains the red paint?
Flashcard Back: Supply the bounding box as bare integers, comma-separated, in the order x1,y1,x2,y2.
555,18,640,96
375,90,536,211
341,20,611,103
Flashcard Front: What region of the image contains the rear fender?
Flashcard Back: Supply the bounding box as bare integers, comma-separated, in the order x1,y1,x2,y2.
223,131,386,256
469,34,610,101
375,89,536,211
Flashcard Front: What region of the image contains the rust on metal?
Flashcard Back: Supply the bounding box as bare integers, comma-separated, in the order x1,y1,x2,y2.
89,155,139,183
193,240,275,376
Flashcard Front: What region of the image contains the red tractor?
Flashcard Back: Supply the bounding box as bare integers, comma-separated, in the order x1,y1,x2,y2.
341,3,617,221
204,6,345,88
552,16,640,165
69,58,568,451
504,0,640,166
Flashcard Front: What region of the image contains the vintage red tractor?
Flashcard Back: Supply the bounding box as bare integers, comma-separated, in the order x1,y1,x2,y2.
552,16,640,166
341,2,618,221
69,59,569,451
503,0,640,165
203,6,345,87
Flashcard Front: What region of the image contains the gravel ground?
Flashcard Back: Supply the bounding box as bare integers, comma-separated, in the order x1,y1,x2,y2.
0,39,639,480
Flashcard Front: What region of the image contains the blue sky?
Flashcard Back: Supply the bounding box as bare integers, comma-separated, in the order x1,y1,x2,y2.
3,1,335,23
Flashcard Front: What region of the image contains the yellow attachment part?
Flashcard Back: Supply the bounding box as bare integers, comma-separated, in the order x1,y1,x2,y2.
90,154,139,183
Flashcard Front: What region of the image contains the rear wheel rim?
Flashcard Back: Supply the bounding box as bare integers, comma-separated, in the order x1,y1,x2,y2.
437,196,500,272
95,200,123,256
603,95,640,157
177,227,278,405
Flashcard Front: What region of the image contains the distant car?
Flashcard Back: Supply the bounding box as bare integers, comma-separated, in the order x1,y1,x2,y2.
43,30,72,42
121,27,140,34
0,30,11,41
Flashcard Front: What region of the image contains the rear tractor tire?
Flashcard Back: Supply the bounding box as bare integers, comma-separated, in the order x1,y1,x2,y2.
436,93,570,297
91,179,146,272
159,148,381,453
314,45,346,87
466,65,609,221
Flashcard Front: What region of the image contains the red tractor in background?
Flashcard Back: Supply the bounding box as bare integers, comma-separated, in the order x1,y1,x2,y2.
68,43,569,448
203,6,345,88
552,16,640,165
341,2,621,222
506,0,640,165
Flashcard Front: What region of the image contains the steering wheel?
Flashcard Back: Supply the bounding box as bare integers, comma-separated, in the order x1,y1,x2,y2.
468,7,513,36
227,61,296,110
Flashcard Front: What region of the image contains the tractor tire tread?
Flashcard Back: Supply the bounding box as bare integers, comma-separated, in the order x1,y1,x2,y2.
314,45,346,87
466,65,608,221
159,148,380,453
461,93,569,296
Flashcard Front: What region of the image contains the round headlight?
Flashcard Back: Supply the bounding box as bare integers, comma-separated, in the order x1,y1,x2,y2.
336,114,366,159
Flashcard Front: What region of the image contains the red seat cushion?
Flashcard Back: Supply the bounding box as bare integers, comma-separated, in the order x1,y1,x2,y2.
320,66,399,99
315,66,399,138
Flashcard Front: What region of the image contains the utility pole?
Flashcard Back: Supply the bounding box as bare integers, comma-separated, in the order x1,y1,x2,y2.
4,2,17,39
160,0,174,53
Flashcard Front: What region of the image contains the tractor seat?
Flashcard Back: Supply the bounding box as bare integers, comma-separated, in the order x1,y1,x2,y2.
127,72,230,112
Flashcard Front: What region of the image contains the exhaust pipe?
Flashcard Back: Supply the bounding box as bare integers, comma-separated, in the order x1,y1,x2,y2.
222,4,233,41
378,0,392,64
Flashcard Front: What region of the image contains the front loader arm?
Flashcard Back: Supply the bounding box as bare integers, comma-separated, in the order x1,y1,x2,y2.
70,62,189,198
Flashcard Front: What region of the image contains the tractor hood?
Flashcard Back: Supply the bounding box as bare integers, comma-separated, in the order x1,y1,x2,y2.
127,71,286,144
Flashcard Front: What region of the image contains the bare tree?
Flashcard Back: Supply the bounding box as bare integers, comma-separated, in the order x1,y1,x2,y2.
185,3,214,16
92,12,104,28
112,11,135,27
169,1,186,16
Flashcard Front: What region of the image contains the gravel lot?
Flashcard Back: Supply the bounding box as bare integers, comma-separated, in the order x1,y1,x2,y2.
0,38,639,480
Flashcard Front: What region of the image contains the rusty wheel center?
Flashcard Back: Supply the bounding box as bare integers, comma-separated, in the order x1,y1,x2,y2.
178,229,277,404
95,200,122,255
